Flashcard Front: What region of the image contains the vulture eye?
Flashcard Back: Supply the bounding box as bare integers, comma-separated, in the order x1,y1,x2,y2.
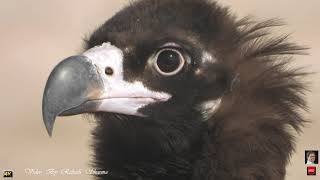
154,48,185,76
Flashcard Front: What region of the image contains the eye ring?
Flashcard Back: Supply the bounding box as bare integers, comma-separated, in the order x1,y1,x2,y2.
153,48,185,76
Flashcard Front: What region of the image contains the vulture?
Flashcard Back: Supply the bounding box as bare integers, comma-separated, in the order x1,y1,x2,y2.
42,0,309,179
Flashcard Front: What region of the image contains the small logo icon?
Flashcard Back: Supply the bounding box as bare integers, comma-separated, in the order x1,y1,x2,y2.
305,150,319,164
307,166,316,176
3,170,13,178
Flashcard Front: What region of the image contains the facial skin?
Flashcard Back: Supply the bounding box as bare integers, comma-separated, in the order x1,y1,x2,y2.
308,152,316,163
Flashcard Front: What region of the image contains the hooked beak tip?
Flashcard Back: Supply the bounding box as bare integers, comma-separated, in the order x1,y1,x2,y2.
43,115,54,137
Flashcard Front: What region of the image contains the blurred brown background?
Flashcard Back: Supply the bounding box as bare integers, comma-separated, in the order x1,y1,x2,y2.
0,0,319,179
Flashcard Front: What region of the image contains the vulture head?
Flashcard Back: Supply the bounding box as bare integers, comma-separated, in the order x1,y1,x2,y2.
42,0,308,179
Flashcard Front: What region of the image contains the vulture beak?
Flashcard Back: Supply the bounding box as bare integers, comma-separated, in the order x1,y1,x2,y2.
42,43,171,136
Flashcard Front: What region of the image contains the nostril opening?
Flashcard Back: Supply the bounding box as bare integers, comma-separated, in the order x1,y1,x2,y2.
105,67,114,76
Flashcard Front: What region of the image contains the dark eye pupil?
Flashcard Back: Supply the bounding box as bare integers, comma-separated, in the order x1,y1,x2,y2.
157,50,181,73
